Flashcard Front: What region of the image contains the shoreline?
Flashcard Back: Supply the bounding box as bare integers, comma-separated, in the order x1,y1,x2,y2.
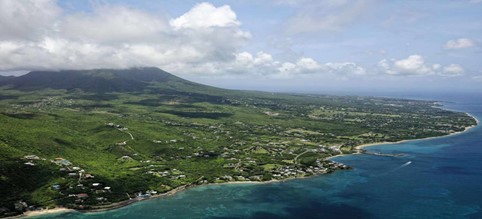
17,113,479,218
328,112,478,159
353,112,479,151
13,208,74,218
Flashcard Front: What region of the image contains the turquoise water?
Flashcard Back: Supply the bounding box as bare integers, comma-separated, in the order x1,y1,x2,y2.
33,96,482,219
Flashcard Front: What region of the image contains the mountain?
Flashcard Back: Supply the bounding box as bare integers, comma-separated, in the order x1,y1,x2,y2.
0,67,202,93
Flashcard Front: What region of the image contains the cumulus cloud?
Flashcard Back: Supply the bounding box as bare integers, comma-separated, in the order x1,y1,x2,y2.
174,51,368,79
0,0,368,79
325,62,367,75
239,55,366,78
170,3,240,30
278,58,321,76
378,55,464,77
60,5,170,43
441,64,464,76
444,38,476,49
0,1,252,72
379,55,433,75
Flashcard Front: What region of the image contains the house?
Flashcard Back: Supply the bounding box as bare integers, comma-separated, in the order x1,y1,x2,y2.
119,156,132,161
24,155,40,160
137,192,151,198
92,183,100,187
116,141,127,146
24,162,35,166
146,190,157,195
14,201,28,211
77,193,89,198
53,158,72,166
222,175,233,181
249,176,262,181
235,176,246,181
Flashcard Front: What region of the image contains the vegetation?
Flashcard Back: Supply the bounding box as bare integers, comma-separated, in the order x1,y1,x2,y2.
0,67,476,217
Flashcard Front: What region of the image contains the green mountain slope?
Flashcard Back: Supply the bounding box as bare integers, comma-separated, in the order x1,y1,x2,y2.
0,67,199,93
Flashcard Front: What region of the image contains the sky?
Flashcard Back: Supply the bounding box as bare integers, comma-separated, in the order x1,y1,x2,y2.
1,0,482,93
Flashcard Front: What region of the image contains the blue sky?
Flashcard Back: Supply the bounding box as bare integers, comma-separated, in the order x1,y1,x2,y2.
1,0,482,93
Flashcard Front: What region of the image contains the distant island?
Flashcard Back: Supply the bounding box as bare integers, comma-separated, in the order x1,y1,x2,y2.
0,67,477,217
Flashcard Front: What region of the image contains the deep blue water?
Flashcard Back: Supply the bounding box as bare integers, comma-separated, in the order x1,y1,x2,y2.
33,94,482,219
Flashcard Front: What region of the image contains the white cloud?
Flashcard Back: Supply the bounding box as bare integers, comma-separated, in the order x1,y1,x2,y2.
444,38,476,49
378,55,464,77
60,5,170,43
175,51,367,79
1,1,363,79
378,55,432,75
253,52,276,66
297,58,321,71
170,3,240,30
249,55,366,78
0,1,252,73
0,0,61,40
277,57,322,76
324,62,367,75
441,64,464,77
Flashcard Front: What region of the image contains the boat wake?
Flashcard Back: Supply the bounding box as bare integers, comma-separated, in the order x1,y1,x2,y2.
391,161,412,171
400,161,412,168
377,161,412,177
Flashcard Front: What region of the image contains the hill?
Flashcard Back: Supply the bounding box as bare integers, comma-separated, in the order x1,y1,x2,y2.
0,67,477,217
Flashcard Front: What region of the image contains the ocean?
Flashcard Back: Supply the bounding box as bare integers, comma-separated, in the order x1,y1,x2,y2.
31,93,482,219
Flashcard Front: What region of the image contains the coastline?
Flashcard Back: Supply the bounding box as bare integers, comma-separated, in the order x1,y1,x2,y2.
329,112,478,159
12,208,74,219
354,112,479,150
17,113,479,218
